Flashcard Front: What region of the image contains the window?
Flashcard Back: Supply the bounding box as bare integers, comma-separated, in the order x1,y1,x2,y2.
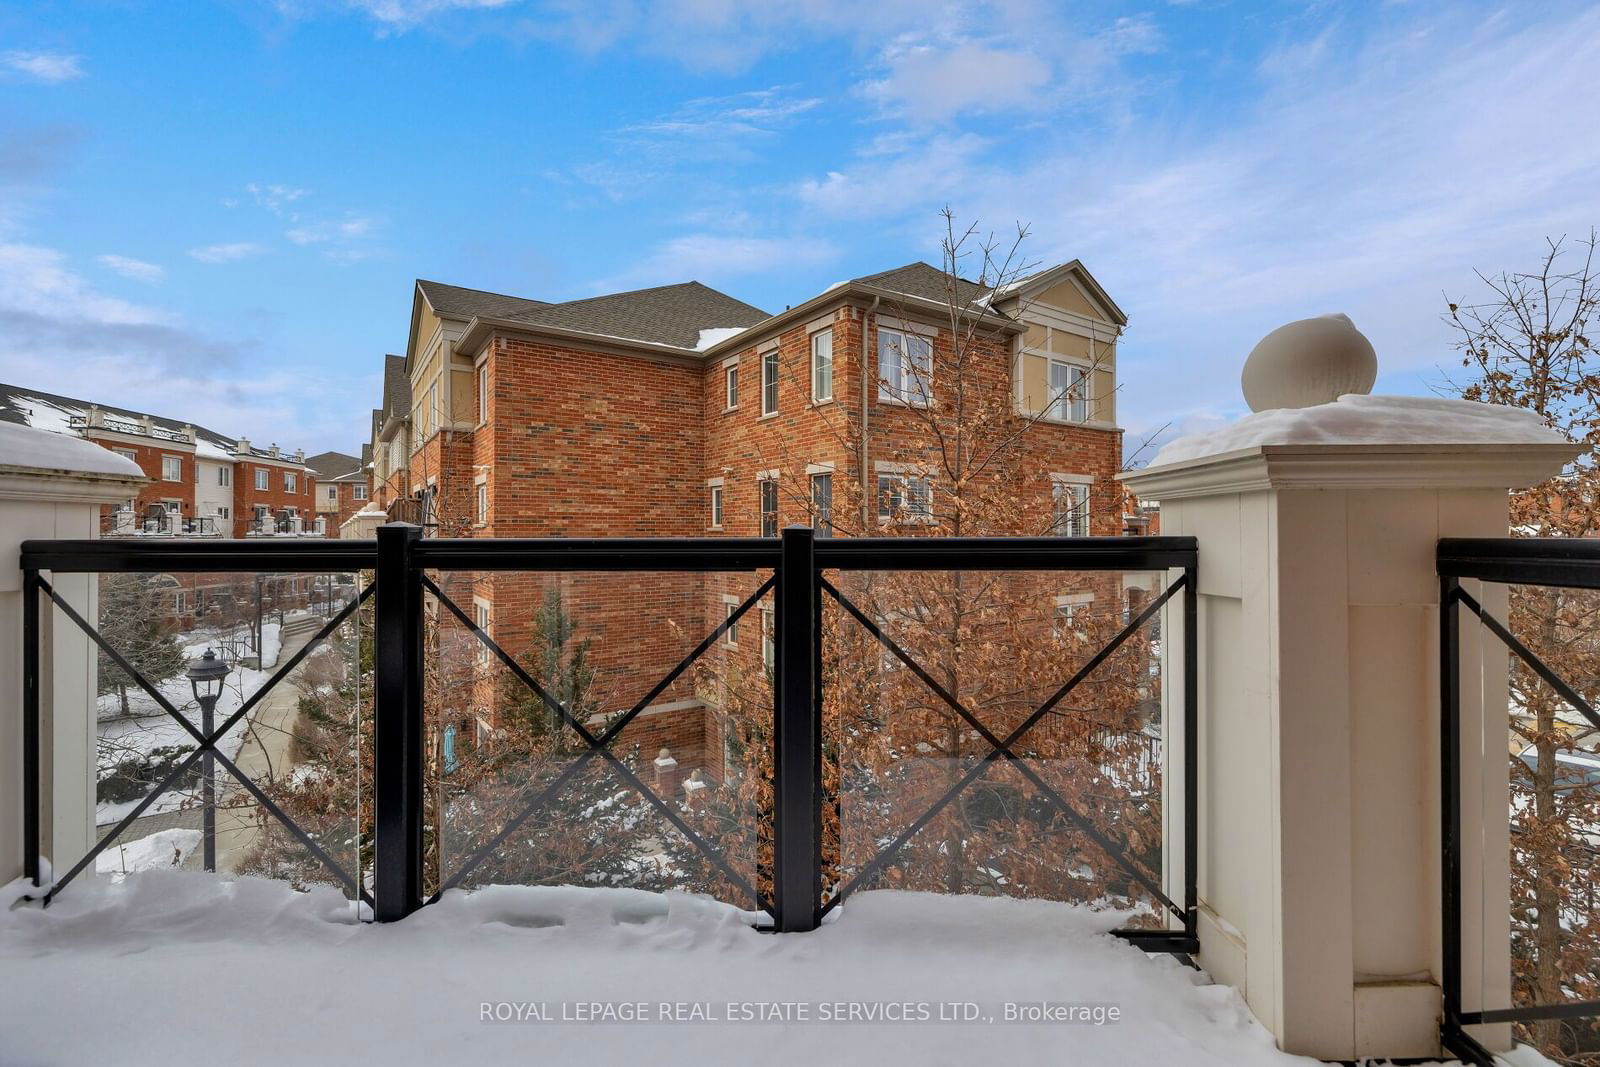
218,466,230,487
354,484,368,500
285,472,297,494
163,499,181,514
477,364,489,425
761,604,775,671
761,349,778,416
1048,360,1089,423
476,483,487,524
174,590,188,614
759,476,778,537
1052,479,1091,537
1053,595,1093,640
426,382,438,437
810,472,833,536
725,364,739,410
723,596,740,647
811,330,833,402
255,469,268,491
474,601,491,665
709,484,724,529
217,506,229,520
114,448,137,462
327,486,338,501
877,472,932,522
161,455,182,481
878,326,932,405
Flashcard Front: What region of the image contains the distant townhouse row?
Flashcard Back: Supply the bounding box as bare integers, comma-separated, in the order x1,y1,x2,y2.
0,384,340,538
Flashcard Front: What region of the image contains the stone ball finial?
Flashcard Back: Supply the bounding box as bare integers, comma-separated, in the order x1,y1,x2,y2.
1240,313,1377,413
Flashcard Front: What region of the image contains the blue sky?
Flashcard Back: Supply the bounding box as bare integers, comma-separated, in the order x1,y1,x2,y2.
2,0,1598,457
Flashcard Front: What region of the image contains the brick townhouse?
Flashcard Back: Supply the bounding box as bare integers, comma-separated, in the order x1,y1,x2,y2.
0,383,326,539
367,260,1137,782
307,449,370,533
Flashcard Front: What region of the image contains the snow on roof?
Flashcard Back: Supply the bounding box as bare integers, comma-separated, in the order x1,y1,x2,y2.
1149,394,1568,467
695,327,748,351
0,421,144,478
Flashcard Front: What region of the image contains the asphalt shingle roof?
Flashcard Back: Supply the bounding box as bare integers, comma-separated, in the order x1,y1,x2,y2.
417,280,549,321
382,354,409,420
303,450,362,478
851,262,991,309
499,281,770,350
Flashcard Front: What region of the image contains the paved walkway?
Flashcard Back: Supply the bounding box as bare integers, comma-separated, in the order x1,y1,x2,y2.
96,624,317,873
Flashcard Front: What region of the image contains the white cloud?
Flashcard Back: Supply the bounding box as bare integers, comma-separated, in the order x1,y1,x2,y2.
187,242,267,263
340,0,520,32
285,216,377,245
246,182,311,215
601,233,837,291
96,254,165,284
2,51,84,83
861,43,1053,122
0,244,173,326
0,240,364,451
797,6,1600,443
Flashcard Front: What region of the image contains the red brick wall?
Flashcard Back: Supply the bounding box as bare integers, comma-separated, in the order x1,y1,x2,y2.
233,459,318,536
89,438,195,525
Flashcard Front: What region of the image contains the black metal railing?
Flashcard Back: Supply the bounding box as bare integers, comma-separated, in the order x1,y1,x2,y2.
103,511,223,537
19,525,1197,951
1439,537,1600,1066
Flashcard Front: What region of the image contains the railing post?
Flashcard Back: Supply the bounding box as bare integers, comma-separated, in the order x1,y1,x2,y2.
1439,575,1463,1031
1183,564,1198,937
23,569,40,887
773,525,820,931
373,522,424,921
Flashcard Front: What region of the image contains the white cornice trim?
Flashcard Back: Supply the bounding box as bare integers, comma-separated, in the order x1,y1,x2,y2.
1119,442,1581,499
0,467,147,503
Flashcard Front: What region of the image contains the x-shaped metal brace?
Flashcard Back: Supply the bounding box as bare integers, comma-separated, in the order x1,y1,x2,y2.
818,574,1185,921
36,577,375,906
426,574,776,914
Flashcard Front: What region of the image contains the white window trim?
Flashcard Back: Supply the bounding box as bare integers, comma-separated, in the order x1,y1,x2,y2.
707,477,725,530
757,471,779,537
760,603,775,671
472,597,492,665
810,328,833,405
161,455,182,482
254,469,269,491
760,348,779,418
876,324,933,408
1050,473,1093,537
722,357,739,412
477,364,489,427
721,593,741,647
874,463,934,525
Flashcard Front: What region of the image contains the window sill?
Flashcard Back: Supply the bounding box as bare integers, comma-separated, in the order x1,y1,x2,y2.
877,396,932,409
811,397,835,408
758,411,780,421
723,405,738,414
708,525,724,532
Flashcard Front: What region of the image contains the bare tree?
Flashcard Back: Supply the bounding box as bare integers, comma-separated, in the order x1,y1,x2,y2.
1445,232,1600,1061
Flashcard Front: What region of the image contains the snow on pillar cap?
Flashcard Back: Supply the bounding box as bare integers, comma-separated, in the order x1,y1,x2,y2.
1241,313,1377,413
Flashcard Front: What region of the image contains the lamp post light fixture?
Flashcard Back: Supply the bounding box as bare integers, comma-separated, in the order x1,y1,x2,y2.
186,648,231,872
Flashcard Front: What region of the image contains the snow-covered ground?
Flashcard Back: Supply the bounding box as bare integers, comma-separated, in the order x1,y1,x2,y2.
0,873,1316,1067
94,829,200,881
95,622,288,826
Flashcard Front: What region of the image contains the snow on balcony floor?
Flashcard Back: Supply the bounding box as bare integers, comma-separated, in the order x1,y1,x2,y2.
2,873,1305,1066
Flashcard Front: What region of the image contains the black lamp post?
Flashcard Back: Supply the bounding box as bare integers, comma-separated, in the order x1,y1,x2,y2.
186,648,230,872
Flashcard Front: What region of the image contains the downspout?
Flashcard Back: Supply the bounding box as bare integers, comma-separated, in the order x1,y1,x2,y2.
860,294,879,531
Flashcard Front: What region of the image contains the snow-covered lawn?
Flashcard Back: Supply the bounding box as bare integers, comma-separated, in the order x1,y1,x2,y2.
0,873,1316,1067
94,829,200,881
95,622,289,826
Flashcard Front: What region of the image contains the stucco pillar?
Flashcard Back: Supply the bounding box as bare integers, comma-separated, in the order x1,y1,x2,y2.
0,426,145,885
1125,416,1575,1059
